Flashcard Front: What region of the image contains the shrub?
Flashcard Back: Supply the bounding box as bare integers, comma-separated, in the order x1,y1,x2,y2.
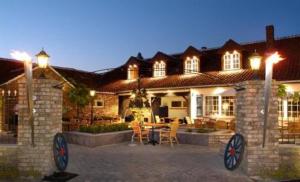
197,128,217,133
186,128,193,132
79,123,130,134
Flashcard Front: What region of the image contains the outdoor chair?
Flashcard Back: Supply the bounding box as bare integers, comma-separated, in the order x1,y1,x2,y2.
287,122,300,139
229,119,236,131
159,118,179,147
205,119,216,129
215,120,227,130
155,115,165,123
194,118,203,128
131,121,149,144
184,116,194,125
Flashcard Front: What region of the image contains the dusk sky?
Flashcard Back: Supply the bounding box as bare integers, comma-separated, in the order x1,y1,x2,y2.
1,0,300,72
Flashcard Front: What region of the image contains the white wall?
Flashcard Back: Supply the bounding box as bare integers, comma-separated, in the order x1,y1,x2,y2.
161,96,188,119
190,86,236,120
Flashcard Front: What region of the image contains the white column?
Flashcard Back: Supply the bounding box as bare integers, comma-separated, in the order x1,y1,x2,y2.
283,99,288,119
218,95,222,116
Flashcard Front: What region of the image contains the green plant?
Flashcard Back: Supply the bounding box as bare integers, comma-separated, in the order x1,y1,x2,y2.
260,163,300,181
0,165,41,180
68,84,91,119
197,128,217,133
277,84,287,98
186,128,193,132
293,91,300,103
79,123,130,134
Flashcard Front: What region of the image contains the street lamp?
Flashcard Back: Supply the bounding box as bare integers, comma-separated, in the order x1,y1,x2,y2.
262,51,284,147
249,51,262,80
90,90,96,125
36,49,50,78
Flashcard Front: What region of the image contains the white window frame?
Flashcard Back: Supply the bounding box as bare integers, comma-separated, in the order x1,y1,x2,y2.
94,99,104,108
204,95,236,117
185,56,199,74
153,61,166,77
223,51,241,71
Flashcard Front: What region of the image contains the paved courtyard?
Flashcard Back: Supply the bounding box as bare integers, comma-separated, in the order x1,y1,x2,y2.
67,143,253,182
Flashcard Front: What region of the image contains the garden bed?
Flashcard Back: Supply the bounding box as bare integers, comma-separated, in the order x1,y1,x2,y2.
64,130,132,147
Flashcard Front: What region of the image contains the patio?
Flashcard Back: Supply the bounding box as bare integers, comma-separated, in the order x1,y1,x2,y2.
67,143,252,182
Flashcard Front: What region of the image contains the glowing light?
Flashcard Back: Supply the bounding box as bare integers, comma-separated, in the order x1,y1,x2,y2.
213,88,225,95
286,86,294,94
10,50,31,62
249,52,262,70
36,50,49,69
90,90,96,97
266,52,284,64
222,102,229,110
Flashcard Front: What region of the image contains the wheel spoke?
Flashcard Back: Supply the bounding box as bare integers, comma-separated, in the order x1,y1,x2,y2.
224,134,244,170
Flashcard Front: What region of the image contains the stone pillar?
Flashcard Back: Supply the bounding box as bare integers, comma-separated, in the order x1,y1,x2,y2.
17,78,62,175
0,94,3,132
236,80,279,176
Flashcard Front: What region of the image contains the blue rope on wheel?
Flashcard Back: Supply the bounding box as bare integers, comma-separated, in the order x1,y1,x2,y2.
53,133,69,172
224,133,245,170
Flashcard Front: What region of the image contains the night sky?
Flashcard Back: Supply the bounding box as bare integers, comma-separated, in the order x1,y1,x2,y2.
1,0,300,71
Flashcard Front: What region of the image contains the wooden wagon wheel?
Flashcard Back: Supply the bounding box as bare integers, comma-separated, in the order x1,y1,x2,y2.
224,133,245,170
53,133,68,172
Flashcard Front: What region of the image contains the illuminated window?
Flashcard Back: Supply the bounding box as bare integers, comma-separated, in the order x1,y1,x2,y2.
185,56,199,74
153,61,166,77
127,64,138,80
205,96,219,116
223,51,241,70
205,96,236,116
287,99,300,118
196,96,203,117
221,96,235,116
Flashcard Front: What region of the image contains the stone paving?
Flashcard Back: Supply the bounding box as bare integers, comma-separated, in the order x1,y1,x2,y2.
67,143,253,182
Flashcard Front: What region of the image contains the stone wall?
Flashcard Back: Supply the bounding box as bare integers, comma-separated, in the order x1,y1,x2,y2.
81,93,119,119
64,130,132,147
0,95,3,132
236,80,280,176
17,78,62,175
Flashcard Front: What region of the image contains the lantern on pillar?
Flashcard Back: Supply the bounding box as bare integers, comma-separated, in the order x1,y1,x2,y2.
36,49,50,78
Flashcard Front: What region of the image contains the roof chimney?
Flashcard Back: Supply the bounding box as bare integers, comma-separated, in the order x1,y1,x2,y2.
266,25,275,51
201,46,207,50
136,52,144,60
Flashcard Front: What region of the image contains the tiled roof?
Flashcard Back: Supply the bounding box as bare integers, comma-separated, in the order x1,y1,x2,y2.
0,58,102,90
98,35,300,92
0,34,300,93
98,70,258,92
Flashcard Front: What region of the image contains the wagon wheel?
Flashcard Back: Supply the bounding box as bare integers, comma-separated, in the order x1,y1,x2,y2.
224,133,245,170
53,133,68,172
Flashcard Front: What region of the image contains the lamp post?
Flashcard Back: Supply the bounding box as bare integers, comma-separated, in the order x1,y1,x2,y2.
10,49,50,146
262,52,283,147
90,90,96,125
36,49,50,78
249,51,262,80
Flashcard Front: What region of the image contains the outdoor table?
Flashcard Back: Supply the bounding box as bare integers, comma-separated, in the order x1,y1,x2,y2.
143,122,170,145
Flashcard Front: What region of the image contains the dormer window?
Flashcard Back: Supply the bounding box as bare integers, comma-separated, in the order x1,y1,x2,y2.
153,61,166,77
185,56,199,74
128,64,138,80
223,51,241,70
